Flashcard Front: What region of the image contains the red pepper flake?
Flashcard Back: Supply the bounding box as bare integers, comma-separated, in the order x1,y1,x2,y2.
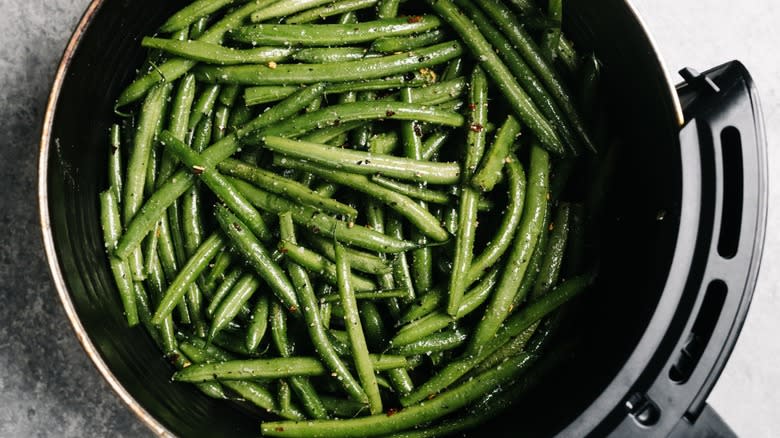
468,103,476,111
386,110,396,117
233,222,242,232
407,15,423,23
469,123,484,132
427,393,437,400
275,427,285,432
110,145,118,155
386,408,400,417
279,246,289,254
289,305,298,313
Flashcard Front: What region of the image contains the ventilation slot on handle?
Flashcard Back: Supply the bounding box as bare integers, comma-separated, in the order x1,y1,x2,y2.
717,126,743,259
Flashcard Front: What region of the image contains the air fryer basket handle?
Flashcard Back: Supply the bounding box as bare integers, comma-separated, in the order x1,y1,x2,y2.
610,61,767,437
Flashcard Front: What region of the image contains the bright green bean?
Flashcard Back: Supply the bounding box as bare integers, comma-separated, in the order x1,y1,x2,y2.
371,29,447,53
108,125,123,204
194,41,462,85
160,0,235,33
471,115,522,192
209,273,261,341
391,328,467,355
206,267,243,318
285,0,379,24
318,289,408,303
292,47,379,63
100,190,139,326
245,294,270,352
251,0,338,23
142,38,295,65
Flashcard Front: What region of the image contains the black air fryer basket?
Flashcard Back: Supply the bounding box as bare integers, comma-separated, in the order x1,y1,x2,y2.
39,0,767,436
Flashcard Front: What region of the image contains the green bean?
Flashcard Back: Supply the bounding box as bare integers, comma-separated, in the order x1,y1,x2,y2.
278,240,377,291
188,85,221,132
265,136,460,186
189,15,210,40
108,125,123,204
359,301,387,351
218,158,358,218
421,130,450,160
142,38,295,66
211,104,230,143
540,0,563,62
160,0,236,33
429,0,564,156
233,16,440,47
99,190,139,326
251,0,338,23
377,0,401,18
531,203,570,300
454,0,579,155
471,115,522,192
321,72,436,94
204,247,232,292
275,157,449,242
292,47,378,64
194,41,462,85
228,177,417,253
123,83,170,224
473,0,595,153
371,28,447,53
320,395,370,418
335,242,383,414
367,132,399,156
466,158,526,285
242,295,268,352
390,267,499,346
447,66,488,316
386,367,415,396
151,232,225,325
243,86,297,106
383,213,416,301
215,204,300,313
142,221,161,277
467,145,549,354
261,351,533,437
278,212,370,405
206,267,243,317
510,206,550,310
218,84,241,108
558,36,581,78
318,289,409,303
399,287,444,324
305,234,392,275
250,101,463,144
392,328,467,355
286,0,379,24
116,1,275,107
208,273,261,341
160,131,273,243
227,103,254,132
406,77,466,105
174,354,407,382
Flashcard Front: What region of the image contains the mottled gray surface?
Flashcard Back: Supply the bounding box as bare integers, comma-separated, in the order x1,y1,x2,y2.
0,1,152,437
1,0,777,437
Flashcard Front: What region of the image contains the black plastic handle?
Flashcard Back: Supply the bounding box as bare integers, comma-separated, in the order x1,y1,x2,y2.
608,61,767,437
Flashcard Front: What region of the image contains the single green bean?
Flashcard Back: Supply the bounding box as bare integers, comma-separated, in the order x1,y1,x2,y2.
319,289,408,303
467,145,549,354
391,328,468,356
265,136,460,185
188,84,221,132
510,207,550,310
429,0,564,155
208,273,261,341
206,267,243,317
151,233,225,325
447,66,488,316
531,203,570,300
292,47,379,64
100,190,139,326
251,0,338,23
377,0,401,18
243,86,297,106
108,125,123,204
335,242,383,414
212,104,230,142
215,204,299,313
160,0,235,33
471,115,522,192
371,29,447,53
194,41,462,85
232,16,441,47
421,130,450,160
245,294,270,352
319,395,370,418
285,0,379,24
142,38,294,66
399,287,444,324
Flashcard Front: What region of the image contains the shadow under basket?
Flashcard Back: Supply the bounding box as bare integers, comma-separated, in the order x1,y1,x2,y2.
39,0,766,436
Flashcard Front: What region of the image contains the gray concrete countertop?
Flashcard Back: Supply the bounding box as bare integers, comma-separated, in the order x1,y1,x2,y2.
0,1,776,437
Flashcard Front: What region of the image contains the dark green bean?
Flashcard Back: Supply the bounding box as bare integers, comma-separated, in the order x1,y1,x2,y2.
206,267,243,317
369,176,452,205
160,0,236,33
232,16,441,47
391,328,467,355
243,86,297,106
100,190,139,326
371,29,447,53
377,0,401,18
471,115,522,192
251,0,338,23
305,234,392,275
286,0,379,24
318,289,409,303
292,47,380,64
278,240,378,291
531,203,570,300
194,41,462,85
335,241,383,414
421,130,450,160
208,273,261,341
399,287,444,324
188,84,221,132
142,38,295,66
108,125,123,204
510,206,550,310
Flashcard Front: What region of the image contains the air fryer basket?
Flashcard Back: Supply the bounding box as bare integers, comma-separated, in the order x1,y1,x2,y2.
39,0,767,437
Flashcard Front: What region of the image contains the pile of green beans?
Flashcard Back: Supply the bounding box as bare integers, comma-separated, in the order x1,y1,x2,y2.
100,0,609,436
